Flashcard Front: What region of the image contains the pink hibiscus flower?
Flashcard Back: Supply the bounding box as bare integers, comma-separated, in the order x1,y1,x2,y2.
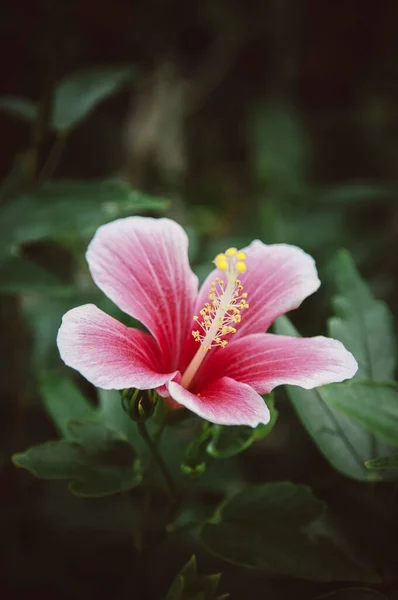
57,217,357,427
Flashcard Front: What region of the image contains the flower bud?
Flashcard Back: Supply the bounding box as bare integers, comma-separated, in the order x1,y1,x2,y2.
121,388,157,422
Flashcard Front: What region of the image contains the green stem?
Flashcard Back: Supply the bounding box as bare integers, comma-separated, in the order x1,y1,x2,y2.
137,421,177,501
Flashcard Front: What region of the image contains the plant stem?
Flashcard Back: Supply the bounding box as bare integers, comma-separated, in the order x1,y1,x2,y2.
136,421,177,501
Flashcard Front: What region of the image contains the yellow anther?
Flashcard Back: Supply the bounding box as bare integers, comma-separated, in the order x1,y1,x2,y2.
236,261,247,273
189,247,249,357
214,253,229,271
217,260,228,271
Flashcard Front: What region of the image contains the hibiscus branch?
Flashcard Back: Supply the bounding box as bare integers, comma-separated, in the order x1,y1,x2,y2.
136,421,177,502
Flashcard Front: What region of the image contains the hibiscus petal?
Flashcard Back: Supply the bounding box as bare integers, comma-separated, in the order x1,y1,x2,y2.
86,217,198,370
201,332,358,393
168,376,271,427
193,241,320,339
57,304,177,390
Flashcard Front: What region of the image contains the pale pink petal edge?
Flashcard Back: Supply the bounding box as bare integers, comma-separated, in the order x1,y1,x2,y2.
168,376,271,427
57,304,177,390
200,332,358,395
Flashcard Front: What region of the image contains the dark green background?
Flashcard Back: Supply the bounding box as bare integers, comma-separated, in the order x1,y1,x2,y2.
1,0,398,598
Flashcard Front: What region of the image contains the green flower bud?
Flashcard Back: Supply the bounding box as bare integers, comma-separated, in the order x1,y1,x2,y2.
121,389,157,422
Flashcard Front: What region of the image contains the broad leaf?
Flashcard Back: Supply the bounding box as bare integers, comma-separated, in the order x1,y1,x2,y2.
40,374,142,449
0,178,168,252
207,395,277,458
249,102,309,199
40,373,96,438
165,556,225,600
0,255,71,295
12,420,141,497
165,575,184,600
97,388,139,445
200,482,377,582
328,249,396,380
0,96,37,122
52,66,134,131
182,425,213,478
365,454,398,470
13,441,86,479
274,317,394,481
321,380,398,445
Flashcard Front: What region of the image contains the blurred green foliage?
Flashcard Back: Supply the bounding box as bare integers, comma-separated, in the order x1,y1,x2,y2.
1,0,398,599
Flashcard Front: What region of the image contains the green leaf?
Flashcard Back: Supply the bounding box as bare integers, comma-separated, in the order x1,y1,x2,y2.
321,380,398,445
12,440,88,479
274,317,394,481
314,588,387,600
0,255,71,295
328,250,396,380
200,482,377,582
12,420,142,497
178,555,198,586
249,102,309,199
207,395,277,458
165,575,184,600
365,454,398,470
97,388,139,444
40,373,96,438
41,374,142,448
68,469,140,497
0,178,168,252
0,96,37,122
52,66,135,131
182,426,213,478
165,556,225,600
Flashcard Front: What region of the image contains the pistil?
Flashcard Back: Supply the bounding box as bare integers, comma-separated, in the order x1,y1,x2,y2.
180,248,249,389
